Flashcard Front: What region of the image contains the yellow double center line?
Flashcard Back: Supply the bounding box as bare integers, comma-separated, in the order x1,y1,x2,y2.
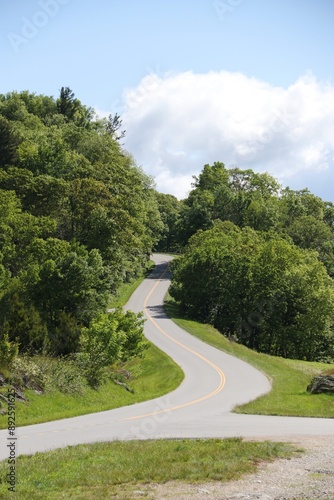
22,262,227,437
124,263,226,421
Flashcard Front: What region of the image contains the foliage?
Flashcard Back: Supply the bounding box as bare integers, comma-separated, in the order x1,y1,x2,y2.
170,221,334,361
106,113,126,141
56,86,93,126
0,439,297,498
31,355,87,395
108,259,155,308
0,115,21,167
0,89,163,355
0,334,19,371
77,309,147,388
0,343,183,428
0,292,47,352
173,163,334,270
11,356,46,391
165,296,334,418
3,354,85,396
175,162,281,246
167,161,334,361
155,192,182,252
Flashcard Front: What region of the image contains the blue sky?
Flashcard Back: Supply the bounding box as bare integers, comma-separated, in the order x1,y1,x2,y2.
1,0,334,200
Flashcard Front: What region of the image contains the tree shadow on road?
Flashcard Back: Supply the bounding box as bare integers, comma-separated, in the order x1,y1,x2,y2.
146,305,169,319
146,262,171,281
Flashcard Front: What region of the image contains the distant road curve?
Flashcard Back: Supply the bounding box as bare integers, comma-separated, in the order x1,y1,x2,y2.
0,253,333,460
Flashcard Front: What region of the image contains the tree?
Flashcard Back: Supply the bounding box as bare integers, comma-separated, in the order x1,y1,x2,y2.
286,215,333,250
27,243,110,346
106,113,126,141
278,188,326,225
0,293,47,353
0,89,166,354
176,162,281,246
170,221,334,361
0,334,19,372
247,238,334,359
0,116,21,167
155,192,181,252
170,221,258,329
77,309,147,388
57,87,76,120
56,87,93,127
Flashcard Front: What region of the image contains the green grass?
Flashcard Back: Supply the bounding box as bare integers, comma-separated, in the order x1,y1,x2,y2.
108,260,155,308
0,258,184,429
164,297,334,418
0,262,308,497
0,343,184,429
0,438,298,499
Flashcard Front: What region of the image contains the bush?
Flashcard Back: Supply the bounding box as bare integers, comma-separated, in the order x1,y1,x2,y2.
32,356,86,395
49,357,86,395
77,309,147,388
0,294,47,353
11,356,46,391
0,334,19,372
170,221,334,361
10,355,86,395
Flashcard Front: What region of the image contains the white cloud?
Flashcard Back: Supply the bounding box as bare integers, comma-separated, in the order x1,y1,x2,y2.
120,70,334,200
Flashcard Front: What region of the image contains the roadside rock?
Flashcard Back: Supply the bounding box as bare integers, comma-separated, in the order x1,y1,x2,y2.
307,375,334,394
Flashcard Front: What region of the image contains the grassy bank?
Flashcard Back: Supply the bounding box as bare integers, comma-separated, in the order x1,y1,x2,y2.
0,258,184,429
0,438,298,499
164,297,334,418
0,260,307,497
0,342,183,429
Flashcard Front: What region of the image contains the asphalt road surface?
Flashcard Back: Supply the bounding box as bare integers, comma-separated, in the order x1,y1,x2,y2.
1,253,333,460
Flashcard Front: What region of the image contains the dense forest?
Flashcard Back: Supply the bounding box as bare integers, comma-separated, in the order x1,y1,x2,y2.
0,88,162,386
1,89,334,388
165,162,334,361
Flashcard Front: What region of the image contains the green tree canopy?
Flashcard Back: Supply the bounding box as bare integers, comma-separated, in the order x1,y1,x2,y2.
175,162,281,246
0,90,163,355
170,221,334,361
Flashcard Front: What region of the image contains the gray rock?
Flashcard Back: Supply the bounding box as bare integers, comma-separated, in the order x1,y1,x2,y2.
307,375,334,394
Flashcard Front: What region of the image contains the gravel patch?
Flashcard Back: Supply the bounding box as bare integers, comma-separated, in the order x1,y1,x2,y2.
131,435,334,500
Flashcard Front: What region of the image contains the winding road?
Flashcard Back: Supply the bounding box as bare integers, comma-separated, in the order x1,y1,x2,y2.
1,253,333,460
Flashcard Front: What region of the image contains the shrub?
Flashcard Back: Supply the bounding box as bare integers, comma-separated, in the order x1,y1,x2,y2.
31,356,87,395
11,356,46,391
77,309,147,388
0,334,19,372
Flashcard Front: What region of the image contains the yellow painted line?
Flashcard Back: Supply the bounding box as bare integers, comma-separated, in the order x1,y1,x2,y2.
19,261,227,437
123,261,226,421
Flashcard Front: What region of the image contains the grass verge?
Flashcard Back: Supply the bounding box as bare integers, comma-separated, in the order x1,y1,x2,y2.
164,296,334,418
0,343,184,429
0,258,184,429
0,438,298,499
108,260,155,308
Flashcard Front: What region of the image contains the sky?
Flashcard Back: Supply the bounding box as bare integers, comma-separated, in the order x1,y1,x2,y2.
1,0,334,201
